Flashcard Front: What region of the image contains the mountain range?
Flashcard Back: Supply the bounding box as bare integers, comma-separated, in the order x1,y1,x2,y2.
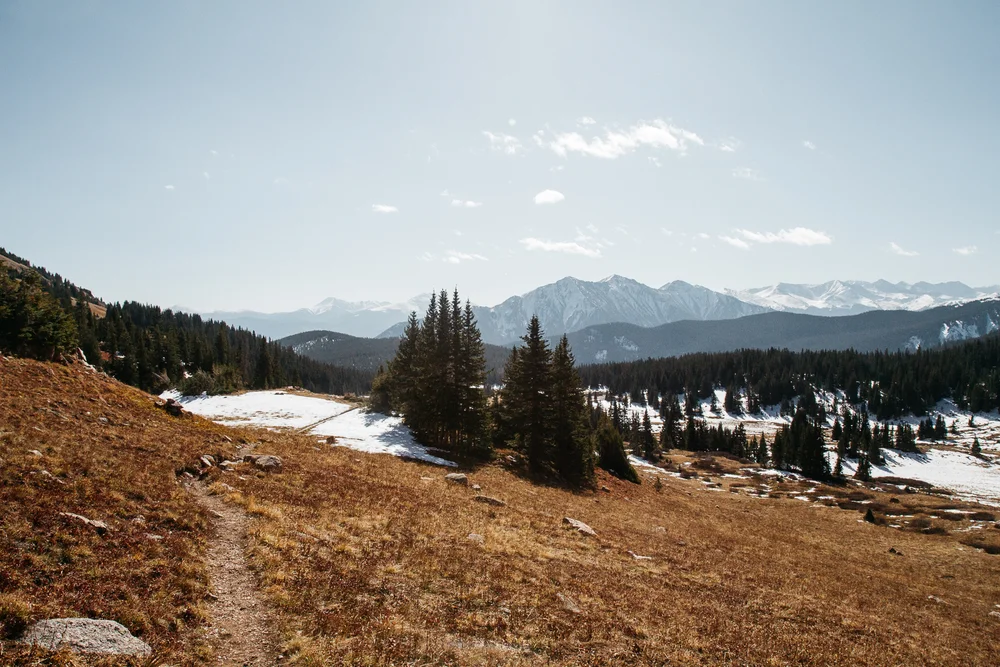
198,277,1000,345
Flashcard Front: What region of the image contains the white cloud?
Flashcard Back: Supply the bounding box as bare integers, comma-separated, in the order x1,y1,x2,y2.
719,235,750,249
549,165,565,172
889,242,919,257
718,137,742,153
446,250,488,264
520,237,601,258
648,156,662,168
483,130,524,155
203,171,210,180
164,185,175,190
209,149,219,156
451,199,483,208
732,167,763,181
533,189,565,205
372,204,398,214
696,232,711,240
735,227,832,246
418,252,434,262
577,116,596,125
953,245,978,256
547,119,704,160
803,140,817,150
661,228,673,237
508,118,517,127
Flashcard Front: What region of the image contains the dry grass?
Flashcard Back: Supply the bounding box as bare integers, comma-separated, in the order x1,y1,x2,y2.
3,357,1000,665
0,357,237,665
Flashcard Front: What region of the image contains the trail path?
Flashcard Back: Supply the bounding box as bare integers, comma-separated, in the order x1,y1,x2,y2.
295,404,360,434
190,465,280,665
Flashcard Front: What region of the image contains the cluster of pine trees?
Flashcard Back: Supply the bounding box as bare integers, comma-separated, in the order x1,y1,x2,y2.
371,290,488,457
1,252,372,396
376,296,636,488
578,339,1000,419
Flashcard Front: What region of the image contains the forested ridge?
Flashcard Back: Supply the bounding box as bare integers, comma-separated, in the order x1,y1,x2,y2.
579,336,1000,420
1,247,373,395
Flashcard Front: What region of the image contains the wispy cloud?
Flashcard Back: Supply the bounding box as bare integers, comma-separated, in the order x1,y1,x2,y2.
719,235,751,249
889,242,919,257
533,189,565,205
451,199,482,208
520,237,601,258
648,156,662,168
802,140,817,150
508,118,517,127
164,185,175,190
209,149,219,157
734,227,832,246
953,245,978,256
203,172,210,180
577,116,597,126
445,250,488,264
732,167,763,181
483,130,524,155
717,137,742,153
549,165,565,172
546,119,704,160
696,232,711,240
372,204,398,214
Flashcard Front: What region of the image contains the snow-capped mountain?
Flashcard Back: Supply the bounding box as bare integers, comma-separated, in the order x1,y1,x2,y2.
463,276,769,344
726,280,999,316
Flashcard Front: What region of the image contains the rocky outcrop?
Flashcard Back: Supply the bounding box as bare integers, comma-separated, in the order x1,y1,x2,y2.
562,517,596,536
59,512,110,536
243,454,283,473
445,473,468,486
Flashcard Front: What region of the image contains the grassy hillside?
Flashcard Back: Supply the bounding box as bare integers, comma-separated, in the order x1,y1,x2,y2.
3,357,1000,665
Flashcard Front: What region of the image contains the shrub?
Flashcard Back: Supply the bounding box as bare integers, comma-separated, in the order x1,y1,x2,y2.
181,370,215,396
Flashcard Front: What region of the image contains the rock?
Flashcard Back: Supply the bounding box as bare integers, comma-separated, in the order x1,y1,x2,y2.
199,455,215,468
889,497,900,504
627,550,652,561
221,434,233,443
563,517,596,537
471,484,482,491
28,449,43,457
20,618,151,656
928,595,947,605
162,398,184,417
97,416,109,424
60,512,110,535
243,454,282,473
145,534,163,541
654,526,666,533
325,435,338,445
864,508,876,524
990,610,1000,619
601,485,611,493
420,476,434,481
445,473,469,486
889,547,902,556
556,592,581,614
474,495,506,507
467,533,485,544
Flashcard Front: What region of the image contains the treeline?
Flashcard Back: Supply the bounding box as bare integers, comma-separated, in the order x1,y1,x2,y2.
373,291,637,488
578,338,1000,420
1,257,373,395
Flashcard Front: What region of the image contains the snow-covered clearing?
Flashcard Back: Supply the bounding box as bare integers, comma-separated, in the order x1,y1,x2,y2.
162,389,454,466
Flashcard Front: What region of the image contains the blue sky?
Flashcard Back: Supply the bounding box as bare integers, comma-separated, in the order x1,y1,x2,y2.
1,1,998,311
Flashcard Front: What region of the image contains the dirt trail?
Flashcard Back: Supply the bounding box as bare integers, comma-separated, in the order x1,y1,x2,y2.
191,480,281,665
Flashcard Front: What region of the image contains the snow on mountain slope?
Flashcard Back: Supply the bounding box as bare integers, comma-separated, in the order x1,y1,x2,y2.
726,280,999,316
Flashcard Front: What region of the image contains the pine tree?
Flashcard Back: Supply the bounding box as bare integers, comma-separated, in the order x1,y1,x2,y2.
501,316,554,474
595,413,639,483
550,335,595,487
757,433,769,466
855,452,872,481
641,409,656,460
972,435,982,457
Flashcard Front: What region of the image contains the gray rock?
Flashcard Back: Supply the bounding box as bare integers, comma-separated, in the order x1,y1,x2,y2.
473,495,506,507
467,533,485,544
60,512,110,535
627,550,652,561
243,454,283,473
199,455,215,468
29,449,43,457
556,592,581,614
445,473,469,486
562,517,596,537
471,484,482,491
20,618,151,656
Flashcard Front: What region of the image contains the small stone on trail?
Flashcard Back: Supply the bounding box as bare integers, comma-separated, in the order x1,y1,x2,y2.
445,472,469,486
474,495,506,507
20,618,151,656
556,592,582,614
563,517,596,536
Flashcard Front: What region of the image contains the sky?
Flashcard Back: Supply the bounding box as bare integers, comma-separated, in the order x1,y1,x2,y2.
1,1,998,312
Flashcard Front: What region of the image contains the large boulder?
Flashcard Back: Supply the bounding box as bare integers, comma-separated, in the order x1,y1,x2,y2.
20,618,151,656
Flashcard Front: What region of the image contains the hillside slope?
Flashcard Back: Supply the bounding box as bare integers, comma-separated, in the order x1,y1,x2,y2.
4,357,1000,665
